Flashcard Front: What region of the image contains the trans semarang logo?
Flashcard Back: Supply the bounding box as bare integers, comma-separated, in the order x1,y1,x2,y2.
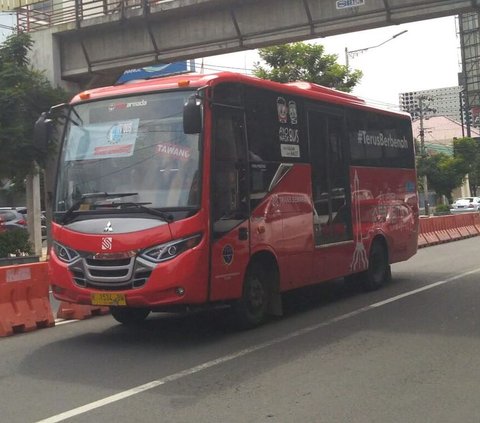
101,237,113,250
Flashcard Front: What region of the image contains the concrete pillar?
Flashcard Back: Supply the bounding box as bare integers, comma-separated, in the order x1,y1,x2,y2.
30,28,79,91
461,174,470,197
26,167,43,257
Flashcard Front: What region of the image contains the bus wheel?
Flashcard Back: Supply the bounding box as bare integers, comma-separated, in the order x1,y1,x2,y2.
111,307,150,325
362,241,391,291
233,264,269,329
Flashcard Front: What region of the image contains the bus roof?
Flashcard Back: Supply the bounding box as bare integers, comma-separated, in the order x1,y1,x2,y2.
71,72,410,119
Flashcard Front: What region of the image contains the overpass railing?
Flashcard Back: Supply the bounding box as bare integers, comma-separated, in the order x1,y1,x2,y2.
15,0,164,32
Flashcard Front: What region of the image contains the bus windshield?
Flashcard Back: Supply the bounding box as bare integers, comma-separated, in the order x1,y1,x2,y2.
55,91,201,216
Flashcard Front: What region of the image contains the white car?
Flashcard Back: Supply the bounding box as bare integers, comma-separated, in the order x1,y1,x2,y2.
450,197,480,213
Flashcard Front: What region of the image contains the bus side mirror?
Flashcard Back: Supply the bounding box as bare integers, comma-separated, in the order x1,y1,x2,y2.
183,95,202,134
33,112,52,153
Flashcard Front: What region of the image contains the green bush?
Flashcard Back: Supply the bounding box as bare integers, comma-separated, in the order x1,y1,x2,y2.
0,229,33,258
434,204,451,215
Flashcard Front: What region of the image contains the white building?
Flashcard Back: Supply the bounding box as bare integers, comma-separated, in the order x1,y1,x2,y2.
399,86,462,123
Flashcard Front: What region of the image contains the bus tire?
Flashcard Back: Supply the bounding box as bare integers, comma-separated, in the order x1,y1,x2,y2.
362,240,391,291
111,307,150,325
233,263,270,329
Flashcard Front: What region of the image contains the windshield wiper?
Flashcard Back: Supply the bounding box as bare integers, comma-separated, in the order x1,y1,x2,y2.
107,201,174,223
61,192,138,224
70,106,83,126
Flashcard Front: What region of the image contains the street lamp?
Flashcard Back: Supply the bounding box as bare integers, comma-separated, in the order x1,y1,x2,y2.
345,29,408,69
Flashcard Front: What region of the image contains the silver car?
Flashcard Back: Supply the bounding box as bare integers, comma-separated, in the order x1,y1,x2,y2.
450,197,480,213
0,208,28,231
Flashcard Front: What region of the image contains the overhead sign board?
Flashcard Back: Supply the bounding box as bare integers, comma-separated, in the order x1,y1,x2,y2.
116,61,194,84
336,0,365,9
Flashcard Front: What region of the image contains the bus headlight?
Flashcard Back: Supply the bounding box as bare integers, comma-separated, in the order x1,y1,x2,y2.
53,242,80,263
140,234,202,263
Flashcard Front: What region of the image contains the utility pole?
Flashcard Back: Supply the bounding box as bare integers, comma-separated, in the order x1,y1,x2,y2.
416,95,436,216
459,89,465,138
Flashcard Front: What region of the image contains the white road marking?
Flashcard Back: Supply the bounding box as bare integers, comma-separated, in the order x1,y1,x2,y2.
36,267,480,423
54,319,79,326
369,268,480,308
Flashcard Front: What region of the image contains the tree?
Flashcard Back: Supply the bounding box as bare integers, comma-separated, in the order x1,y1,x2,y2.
417,153,467,203
453,137,480,196
0,32,68,182
253,42,363,92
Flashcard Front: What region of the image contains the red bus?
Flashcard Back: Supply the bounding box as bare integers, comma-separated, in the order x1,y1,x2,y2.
35,72,418,327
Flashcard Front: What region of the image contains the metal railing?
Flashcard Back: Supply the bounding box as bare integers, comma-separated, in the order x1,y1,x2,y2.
15,0,165,32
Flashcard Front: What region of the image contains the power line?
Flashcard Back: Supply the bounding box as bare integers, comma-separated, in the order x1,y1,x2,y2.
358,97,401,110
195,61,401,110
194,60,256,74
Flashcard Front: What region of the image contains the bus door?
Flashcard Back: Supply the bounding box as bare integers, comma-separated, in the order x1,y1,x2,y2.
308,108,354,281
209,106,251,302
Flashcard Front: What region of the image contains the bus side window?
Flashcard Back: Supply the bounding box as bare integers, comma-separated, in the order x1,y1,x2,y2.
309,111,352,245
212,107,248,235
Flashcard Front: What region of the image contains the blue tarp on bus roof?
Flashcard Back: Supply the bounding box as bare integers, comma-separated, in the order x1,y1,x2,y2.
117,61,194,83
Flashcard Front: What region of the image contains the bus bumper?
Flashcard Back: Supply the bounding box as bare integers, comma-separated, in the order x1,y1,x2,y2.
49,247,209,308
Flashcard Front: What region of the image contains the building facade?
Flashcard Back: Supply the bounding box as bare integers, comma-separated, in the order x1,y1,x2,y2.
458,12,480,129
399,86,462,123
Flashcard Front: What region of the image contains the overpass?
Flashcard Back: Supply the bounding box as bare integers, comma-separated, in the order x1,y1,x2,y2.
4,0,480,88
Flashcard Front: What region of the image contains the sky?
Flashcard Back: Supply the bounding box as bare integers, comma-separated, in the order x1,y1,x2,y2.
197,15,461,110
0,13,460,109
0,12,14,40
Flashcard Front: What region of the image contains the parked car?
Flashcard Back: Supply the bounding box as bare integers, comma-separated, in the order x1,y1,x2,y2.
0,208,28,231
450,197,480,213
0,207,47,239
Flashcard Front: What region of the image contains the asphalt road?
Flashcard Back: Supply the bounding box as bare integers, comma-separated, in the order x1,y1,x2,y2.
1,237,480,423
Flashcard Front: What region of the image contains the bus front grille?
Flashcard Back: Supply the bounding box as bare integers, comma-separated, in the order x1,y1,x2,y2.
69,255,154,290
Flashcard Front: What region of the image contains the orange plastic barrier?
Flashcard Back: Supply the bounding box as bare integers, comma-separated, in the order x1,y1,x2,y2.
429,216,452,243
474,214,480,232
0,262,54,337
57,301,109,320
454,213,479,237
417,231,429,248
419,217,441,246
418,213,480,248
442,215,463,241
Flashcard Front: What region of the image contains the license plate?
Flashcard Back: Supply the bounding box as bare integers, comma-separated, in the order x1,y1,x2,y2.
91,293,126,306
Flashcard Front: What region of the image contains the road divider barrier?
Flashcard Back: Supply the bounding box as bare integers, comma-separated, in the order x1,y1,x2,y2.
57,301,109,320
0,262,54,337
474,213,480,232
418,212,480,248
